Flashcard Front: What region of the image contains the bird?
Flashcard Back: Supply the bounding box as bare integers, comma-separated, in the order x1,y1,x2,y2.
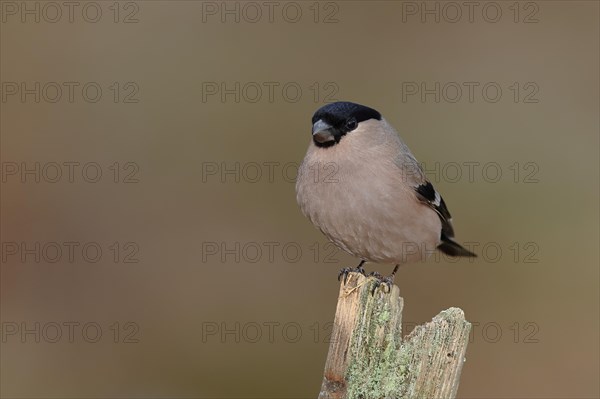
295,101,476,291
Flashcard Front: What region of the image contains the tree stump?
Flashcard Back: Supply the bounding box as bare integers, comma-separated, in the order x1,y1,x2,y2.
319,272,471,399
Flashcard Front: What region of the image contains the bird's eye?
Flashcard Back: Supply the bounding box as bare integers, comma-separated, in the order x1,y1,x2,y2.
345,118,358,131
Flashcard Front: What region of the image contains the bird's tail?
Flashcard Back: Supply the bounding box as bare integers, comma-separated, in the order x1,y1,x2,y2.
438,235,477,257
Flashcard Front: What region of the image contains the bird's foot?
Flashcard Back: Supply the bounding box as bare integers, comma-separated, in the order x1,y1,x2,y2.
368,266,399,295
338,261,367,284
368,272,391,294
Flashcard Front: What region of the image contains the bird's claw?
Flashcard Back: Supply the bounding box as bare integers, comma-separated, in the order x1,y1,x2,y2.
369,273,393,295
356,264,366,276
338,263,367,284
368,271,382,279
338,267,352,284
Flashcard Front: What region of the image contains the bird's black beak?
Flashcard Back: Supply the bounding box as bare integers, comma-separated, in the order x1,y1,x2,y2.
312,119,335,144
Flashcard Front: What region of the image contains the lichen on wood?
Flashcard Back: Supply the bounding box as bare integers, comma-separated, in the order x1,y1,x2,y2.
319,272,471,399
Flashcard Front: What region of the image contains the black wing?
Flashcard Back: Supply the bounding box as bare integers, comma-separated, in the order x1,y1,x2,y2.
414,181,476,257
414,181,454,237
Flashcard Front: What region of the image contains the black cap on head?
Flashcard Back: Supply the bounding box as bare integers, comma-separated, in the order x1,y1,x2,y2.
311,102,381,148
312,102,381,126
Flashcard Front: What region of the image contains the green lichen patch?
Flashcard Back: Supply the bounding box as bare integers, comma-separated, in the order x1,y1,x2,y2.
344,278,406,399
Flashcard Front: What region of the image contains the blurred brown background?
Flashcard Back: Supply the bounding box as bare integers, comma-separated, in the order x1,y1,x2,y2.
1,1,598,398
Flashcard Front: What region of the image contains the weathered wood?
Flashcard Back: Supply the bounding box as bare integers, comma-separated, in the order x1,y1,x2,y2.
319,272,471,399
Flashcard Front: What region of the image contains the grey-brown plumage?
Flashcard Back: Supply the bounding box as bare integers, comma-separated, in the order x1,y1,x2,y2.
296,102,475,270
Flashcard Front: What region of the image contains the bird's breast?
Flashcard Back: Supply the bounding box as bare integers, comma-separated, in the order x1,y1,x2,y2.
296,143,441,264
